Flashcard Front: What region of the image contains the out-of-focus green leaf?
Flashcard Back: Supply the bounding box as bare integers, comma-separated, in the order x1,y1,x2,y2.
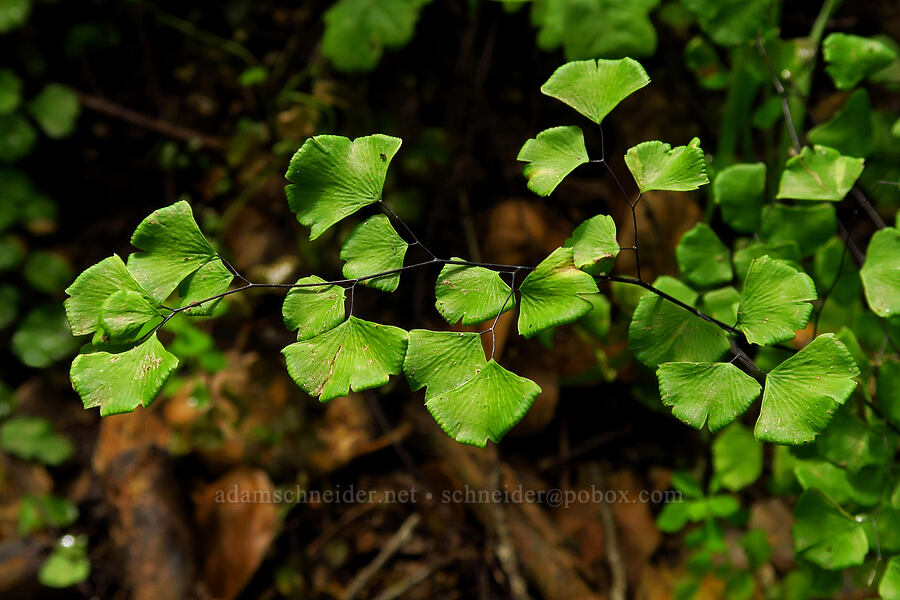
0,0,31,33
823,33,897,90
12,304,80,367
0,69,22,114
808,90,873,158
676,223,732,287
27,84,80,139
18,494,78,535
793,490,868,569
38,535,90,588
681,0,771,46
0,416,72,465
24,250,73,294
0,113,37,162
760,203,835,256
713,162,765,233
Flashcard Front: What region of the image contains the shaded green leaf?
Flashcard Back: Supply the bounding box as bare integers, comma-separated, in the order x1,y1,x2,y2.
530,0,660,60
712,424,762,492
282,276,346,341
12,304,80,367
24,250,73,294
793,490,868,569
321,0,430,72
760,203,835,256
681,0,771,46
517,126,588,196
0,113,37,162
807,90,873,158
127,201,218,302
776,145,864,202
657,362,761,432
684,36,728,90
434,260,514,326
701,287,740,327
18,494,78,536
540,57,650,125
65,254,152,336
286,134,401,240
878,360,900,424
340,214,408,293
282,316,408,401
823,33,897,90
565,214,620,276
733,241,802,282
629,294,730,367
0,284,18,329
676,223,732,287
813,237,861,306
755,333,859,445
0,416,72,465
0,69,22,114
517,247,598,338
27,84,80,139
713,162,765,233
860,227,900,317
404,330,540,447
625,138,708,193
737,256,815,346
71,333,179,416
0,0,30,33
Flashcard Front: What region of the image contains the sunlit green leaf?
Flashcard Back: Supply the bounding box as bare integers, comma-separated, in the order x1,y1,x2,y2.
760,203,835,256
676,223,732,287
540,58,650,125
0,113,37,162
176,259,233,316
282,316,407,401
808,90,873,158
711,424,762,492
65,254,152,336
681,0,771,46
0,416,72,465
564,215,620,276
71,333,179,416
27,84,80,139
404,330,540,447
340,214,408,292
756,334,859,445
823,33,897,90
737,256,815,346
282,276,346,341
657,362,761,432
793,490,868,569
517,126,589,196
321,0,431,72
434,260,514,326
713,162,765,233
127,201,218,302
285,134,401,240
0,69,22,114
99,289,163,340
776,145,864,202
860,227,900,317
517,247,598,338
625,138,708,193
